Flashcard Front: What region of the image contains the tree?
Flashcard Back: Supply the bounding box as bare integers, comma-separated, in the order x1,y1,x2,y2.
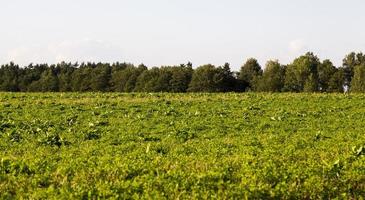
111,62,130,72
134,67,169,92
71,64,93,91
342,52,365,89
256,60,285,92
29,67,59,92
89,63,112,92
154,67,173,92
57,62,76,92
303,74,317,92
238,58,262,91
187,64,231,92
328,68,345,93
216,63,237,92
111,64,146,92
350,64,365,93
169,64,193,92
18,63,48,91
284,52,320,92
317,59,338,92
0,62,21,91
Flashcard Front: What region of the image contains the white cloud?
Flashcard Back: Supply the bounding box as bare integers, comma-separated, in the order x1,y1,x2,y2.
288,39,308,54
5,39,123,65
6,46,49,65
49,38,123,63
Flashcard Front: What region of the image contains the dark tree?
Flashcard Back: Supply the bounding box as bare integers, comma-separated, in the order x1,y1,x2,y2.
216,63,237,92
111,64,140,92
188,64,233,92
57,62,76,92
18,63,48,91
327,68,345,93
256,60,285,92
317,60,340,92
0,62,21,91
0,52,363,93
169,64,193,92
134,67,168,92
89,63,112,92
71,64,93,92
29,67,59,92
342,52,365,90
238,58,262,91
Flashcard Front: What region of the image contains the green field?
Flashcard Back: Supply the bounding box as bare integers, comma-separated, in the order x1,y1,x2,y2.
0,93,364,199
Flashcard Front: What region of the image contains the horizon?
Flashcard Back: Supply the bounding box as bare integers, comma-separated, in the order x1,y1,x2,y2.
0,51,361,70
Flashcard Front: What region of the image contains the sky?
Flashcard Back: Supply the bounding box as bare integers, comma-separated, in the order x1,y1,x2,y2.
0,0,364,70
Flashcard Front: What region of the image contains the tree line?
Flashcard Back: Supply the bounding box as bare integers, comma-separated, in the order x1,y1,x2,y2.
1,52,365,93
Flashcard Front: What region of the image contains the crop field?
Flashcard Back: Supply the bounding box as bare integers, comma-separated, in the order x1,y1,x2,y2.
0,93,364,199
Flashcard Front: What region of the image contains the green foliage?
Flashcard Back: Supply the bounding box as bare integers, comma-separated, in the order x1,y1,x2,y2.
89,63,112,92
256,60,285,92
318,59,338,92
0,62,20,91
0,93,364,199
5,52,365,93
343,52,365,89
188,64,236,92
29,68,59,92
134,67,165,92
71,65,93,91
111,64,146,92
350,64,365,93
57,62,76,92
239,58,262,91
188,64,221,92
18,64,49,92
303,74,317,92
38,131,69,147
327,68,345,93
284,52,320,92
169,64,193,92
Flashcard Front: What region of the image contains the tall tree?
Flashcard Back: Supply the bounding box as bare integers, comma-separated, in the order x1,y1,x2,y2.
29,67,59,92
18,63,48,91
350,64,365,93
328,68,345,93
317,59,338,92
89,63,112,92
238,58,262,91
256,60,285,92
71,64,93,91
57,62,76,92
284,52,320,92
169,64,193,92
134,67,167,92
217,63,237,92
188,64,232,92
0,62,22,91
342,52,365,90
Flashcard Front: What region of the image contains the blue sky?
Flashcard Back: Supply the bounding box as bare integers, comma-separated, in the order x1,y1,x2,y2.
0,0,364,70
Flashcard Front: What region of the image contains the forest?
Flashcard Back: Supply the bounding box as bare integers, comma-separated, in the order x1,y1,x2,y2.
1,52,365,93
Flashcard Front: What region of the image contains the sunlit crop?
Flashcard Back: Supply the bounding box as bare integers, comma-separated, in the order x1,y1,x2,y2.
0,93,364,199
